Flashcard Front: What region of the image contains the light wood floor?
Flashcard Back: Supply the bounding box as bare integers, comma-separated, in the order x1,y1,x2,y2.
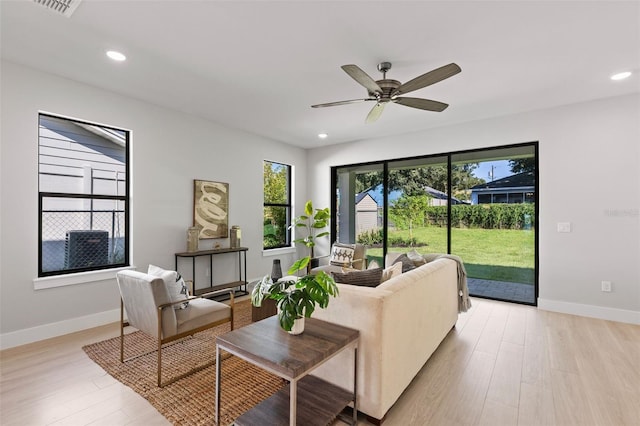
1,297,639,425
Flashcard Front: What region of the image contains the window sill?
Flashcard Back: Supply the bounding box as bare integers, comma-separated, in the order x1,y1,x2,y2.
33,266,136,290
262,247,296,257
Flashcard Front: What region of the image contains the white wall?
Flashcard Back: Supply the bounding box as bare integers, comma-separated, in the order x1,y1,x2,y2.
307,94,640,323
0,61,306,348
2,60,638,349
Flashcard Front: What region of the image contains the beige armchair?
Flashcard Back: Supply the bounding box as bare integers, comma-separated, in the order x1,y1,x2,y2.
311,243,367,275
116,270,234,387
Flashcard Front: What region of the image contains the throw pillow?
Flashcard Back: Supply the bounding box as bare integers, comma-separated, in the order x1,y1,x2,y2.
331,268,383,287
381,262,403,283
367,259,380,269
329,243,356,268
392,253,417,273
148,264,189,309
407,249,427,267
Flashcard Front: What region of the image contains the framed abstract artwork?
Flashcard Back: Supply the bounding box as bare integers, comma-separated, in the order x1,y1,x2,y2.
193,180,229,239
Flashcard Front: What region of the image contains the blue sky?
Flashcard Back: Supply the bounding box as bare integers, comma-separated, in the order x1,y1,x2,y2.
473,160,511,182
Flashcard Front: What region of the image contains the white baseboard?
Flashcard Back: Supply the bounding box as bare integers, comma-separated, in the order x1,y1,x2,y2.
0,309,120,351
538,298,640,325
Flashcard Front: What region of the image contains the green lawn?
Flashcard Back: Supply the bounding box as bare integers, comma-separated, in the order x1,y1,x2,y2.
366,227,535,284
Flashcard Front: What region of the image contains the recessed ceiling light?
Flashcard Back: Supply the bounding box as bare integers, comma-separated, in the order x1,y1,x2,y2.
610,71,631,81
318,133,328,139
106,50,126,62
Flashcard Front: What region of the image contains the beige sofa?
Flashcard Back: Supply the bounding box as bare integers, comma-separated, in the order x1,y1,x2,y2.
312,254,459,424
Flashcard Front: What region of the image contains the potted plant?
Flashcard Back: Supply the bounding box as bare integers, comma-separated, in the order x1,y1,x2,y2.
251,261,338,334
251,200,338,334
290,200,330,272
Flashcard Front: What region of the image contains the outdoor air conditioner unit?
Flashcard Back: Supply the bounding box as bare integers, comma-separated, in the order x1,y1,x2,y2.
64,230,109,269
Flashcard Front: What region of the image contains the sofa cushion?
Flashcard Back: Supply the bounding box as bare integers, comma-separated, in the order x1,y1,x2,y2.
381,262,403,283
367,259,381,269
329,243,356,267
392,254,416,273
332,267,383,287
407,249,427,267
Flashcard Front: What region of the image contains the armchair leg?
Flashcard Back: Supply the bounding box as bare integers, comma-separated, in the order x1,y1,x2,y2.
120,298,124,363
157,307,163,387
157,340,163,387
229,290,235,331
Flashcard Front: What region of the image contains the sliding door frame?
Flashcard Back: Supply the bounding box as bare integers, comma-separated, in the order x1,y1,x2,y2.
330,141,539,306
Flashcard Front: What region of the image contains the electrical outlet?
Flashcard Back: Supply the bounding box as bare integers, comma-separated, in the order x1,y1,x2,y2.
601,281,612,292
557,222,571,233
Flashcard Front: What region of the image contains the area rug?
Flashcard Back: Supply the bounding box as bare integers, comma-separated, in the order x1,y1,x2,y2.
82,300,284,425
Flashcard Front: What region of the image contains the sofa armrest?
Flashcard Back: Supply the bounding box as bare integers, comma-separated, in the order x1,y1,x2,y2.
312,258,459,420
312,284,392,417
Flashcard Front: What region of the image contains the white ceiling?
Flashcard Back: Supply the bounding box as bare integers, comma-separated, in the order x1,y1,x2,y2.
2,1,639,149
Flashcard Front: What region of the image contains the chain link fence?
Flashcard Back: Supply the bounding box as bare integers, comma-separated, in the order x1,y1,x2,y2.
41,210,125,273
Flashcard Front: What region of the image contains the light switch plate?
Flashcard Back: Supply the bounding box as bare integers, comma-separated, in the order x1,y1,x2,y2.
557,222,571,233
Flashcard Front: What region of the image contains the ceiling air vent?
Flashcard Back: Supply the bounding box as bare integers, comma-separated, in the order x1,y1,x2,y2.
33,0,83,18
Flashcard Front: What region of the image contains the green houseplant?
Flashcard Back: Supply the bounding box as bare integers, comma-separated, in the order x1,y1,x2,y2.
251,200,338,333
290,200,330,271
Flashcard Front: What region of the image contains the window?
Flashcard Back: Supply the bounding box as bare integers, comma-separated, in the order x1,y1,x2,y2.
38,113,129,277
263,160,292,249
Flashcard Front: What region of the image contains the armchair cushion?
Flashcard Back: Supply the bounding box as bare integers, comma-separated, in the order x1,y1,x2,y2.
148,264,189,309
329,243,356,267
175,298,231,334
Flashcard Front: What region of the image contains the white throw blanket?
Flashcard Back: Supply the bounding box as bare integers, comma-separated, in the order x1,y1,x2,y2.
423,253,472,312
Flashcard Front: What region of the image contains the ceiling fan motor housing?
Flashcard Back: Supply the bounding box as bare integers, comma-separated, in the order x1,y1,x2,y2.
370,79,401,101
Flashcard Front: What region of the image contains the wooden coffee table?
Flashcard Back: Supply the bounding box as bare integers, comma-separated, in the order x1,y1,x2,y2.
215,316,359,426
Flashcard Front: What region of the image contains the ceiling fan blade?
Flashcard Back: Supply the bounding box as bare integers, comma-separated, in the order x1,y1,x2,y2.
365,102,386,123
311,98,376,108
341,64,383,94
394,63,461,96
394,97,449,112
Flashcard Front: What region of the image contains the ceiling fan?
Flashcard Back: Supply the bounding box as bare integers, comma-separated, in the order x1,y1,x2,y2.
311,62,461,123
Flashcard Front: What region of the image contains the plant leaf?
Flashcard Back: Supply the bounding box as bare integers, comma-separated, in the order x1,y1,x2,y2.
288,256,310,274
304,200,313,216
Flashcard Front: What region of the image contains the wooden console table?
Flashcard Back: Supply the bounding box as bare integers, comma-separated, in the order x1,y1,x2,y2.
215,316,359,426
174,247,248,298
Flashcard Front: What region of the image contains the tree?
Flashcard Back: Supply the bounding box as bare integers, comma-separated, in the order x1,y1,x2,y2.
451,164,485,201
388,194,431,242
354,171,383,194
354,164,483,199
509,158,535,174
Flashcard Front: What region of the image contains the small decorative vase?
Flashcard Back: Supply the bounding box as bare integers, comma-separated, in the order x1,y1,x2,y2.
271,259,283,282
289,317,305,335
187,227,199,252
230,225,241,248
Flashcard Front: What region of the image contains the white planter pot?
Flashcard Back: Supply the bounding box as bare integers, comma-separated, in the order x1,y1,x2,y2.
288,316,305,335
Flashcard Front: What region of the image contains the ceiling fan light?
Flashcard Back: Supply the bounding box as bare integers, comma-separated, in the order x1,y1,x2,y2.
106,50,126,62
610,71,631,81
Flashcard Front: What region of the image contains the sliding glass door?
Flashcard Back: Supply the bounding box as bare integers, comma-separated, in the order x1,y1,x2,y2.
331,142,538,305
451,145,537,304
